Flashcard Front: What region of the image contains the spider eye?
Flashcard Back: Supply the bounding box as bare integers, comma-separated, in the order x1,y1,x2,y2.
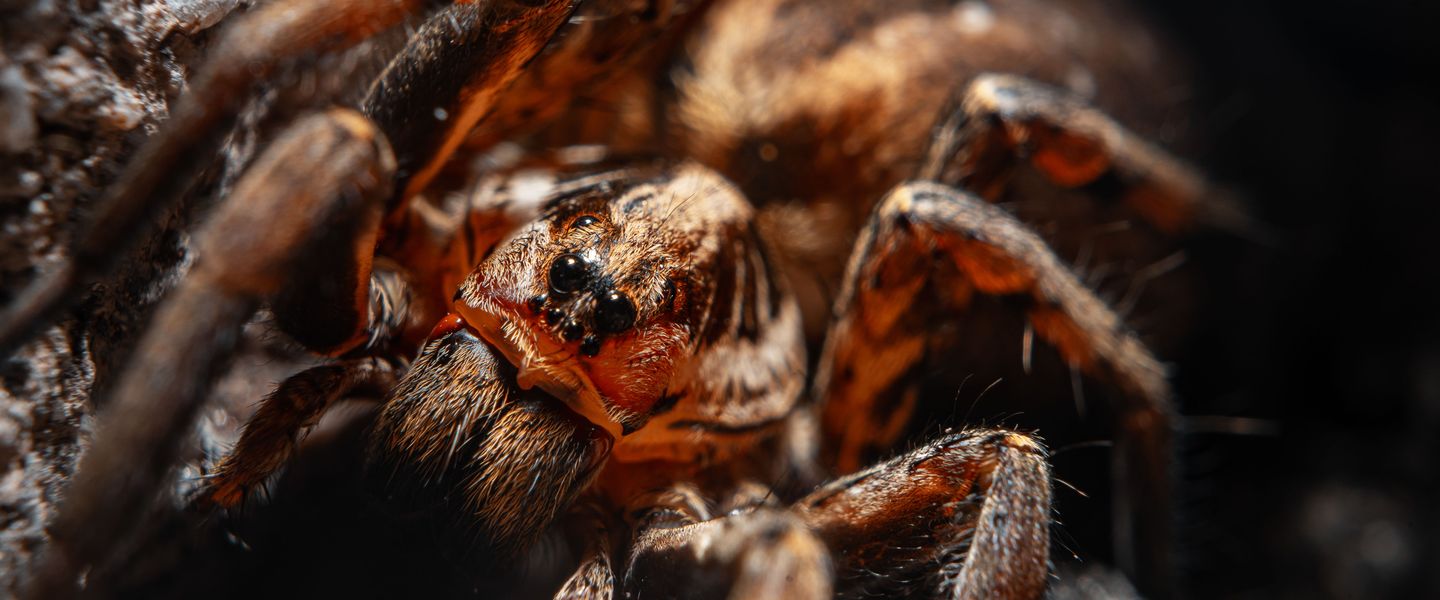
594,289,637,334
572,215,600,228
549,253,591,295
580,334,602,357
561,318,585,341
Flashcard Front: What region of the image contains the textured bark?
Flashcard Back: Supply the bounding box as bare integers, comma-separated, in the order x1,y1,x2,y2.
0,1,245,594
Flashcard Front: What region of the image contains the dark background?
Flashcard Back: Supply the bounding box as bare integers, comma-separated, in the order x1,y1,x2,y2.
1142,0,1440,596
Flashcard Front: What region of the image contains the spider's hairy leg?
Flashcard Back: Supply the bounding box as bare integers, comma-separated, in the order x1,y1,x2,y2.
25,109,396,599
926,74,1250,235
0,0,435,358
794,429,1051,600
0,0,590,358
363,0,582,207
623,485,832,600
264,0,593,355
815,184,1176,597
196,360,398,509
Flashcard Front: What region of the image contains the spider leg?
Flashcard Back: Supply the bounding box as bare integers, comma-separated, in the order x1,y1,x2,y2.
815,183,1176,596
0,0,433,358
362,0,581,206
25,109,396,599
267,207,432,356
623,485,832,600
794,428,1051,600
0,0,583,358
196,360,398,510
926,73,1249,235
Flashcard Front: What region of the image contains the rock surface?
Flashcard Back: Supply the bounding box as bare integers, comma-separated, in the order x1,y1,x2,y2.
0,1,244,593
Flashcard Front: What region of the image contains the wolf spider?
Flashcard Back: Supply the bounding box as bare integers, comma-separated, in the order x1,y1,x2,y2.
7,0,1244,598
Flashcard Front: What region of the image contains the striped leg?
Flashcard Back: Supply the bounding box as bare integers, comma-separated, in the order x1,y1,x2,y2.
27,109,395,598
795,429,1051,599
926,73,1245,235
198,360,398,509
0,0,433,358
623,485,833,600
816,183,1177,597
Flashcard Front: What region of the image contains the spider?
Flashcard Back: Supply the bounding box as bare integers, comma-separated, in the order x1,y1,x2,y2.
4,0,1245,598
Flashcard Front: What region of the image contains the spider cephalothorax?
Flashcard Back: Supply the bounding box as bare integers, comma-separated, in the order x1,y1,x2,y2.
359,164,801,555
5,1,1247,598
454,164,804,467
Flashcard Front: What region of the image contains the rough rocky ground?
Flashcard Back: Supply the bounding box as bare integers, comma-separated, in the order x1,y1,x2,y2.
0,1,245,593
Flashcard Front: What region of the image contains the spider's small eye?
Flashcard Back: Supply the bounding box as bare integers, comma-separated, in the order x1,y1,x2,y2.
527,294,548,315
580,335,602,357
594,289,637,334
549,253,590,295
561,318,584,341
572,214,601,229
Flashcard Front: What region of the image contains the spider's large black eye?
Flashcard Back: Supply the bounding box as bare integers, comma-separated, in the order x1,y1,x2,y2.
549,253,590,295
572,215,600,229
594,289,637,334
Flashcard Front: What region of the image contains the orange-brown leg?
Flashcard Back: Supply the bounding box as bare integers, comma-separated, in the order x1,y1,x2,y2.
13,2,652,595
816,183,1177,597
362,0,582,206
613,429,1049,599
795,429,1052,600
25,109,395,599
0,0,585,358
925,73,1247,236
196,360,398,509
0,0,434,358
622,487,833,600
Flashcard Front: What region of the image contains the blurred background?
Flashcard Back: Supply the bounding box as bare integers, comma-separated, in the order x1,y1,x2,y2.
1143,0,1440,596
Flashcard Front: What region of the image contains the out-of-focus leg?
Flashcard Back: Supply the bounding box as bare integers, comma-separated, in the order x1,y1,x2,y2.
198,360,398,509
623,485,832,600
26,109,395,599
0,0,433,357
816,182,1175,596
925,73,1247,235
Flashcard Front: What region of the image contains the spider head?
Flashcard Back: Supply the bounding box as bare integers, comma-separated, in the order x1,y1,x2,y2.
453,163,753,439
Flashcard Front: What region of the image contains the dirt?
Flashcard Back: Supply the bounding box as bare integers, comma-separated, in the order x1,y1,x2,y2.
0,1,244,594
